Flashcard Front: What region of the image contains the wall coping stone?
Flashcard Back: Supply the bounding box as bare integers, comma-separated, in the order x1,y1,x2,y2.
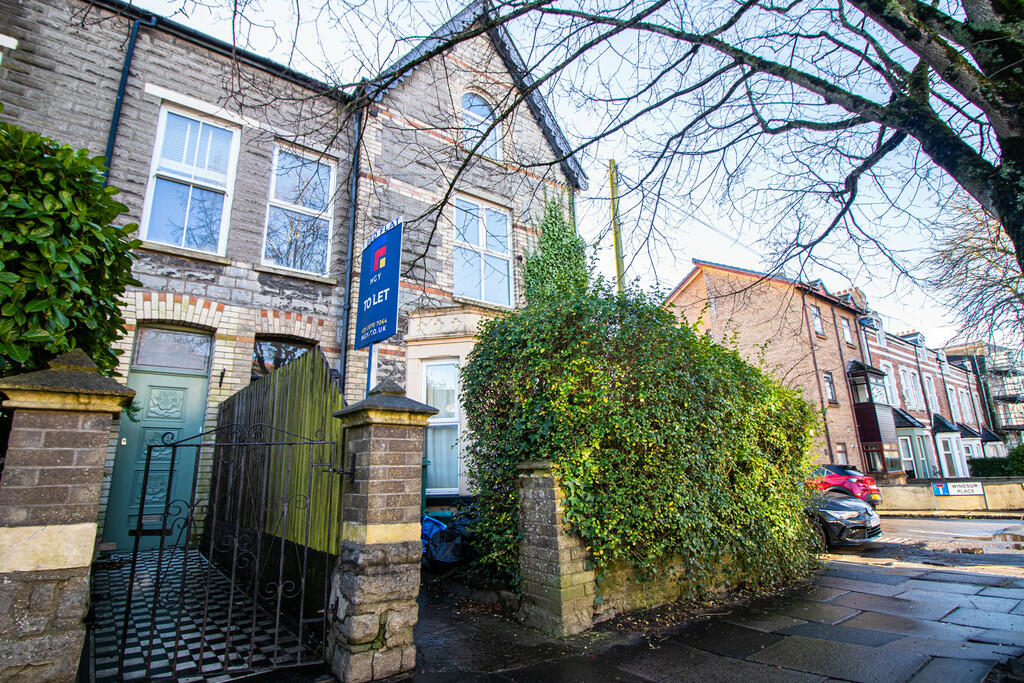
517,460,554,472
0,350,135,413
334,380,437,428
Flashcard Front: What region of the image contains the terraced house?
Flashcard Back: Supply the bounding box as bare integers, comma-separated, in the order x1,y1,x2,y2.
0,0,585,551
666,260,995,482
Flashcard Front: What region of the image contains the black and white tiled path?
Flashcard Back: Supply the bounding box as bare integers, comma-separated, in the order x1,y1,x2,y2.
90,549,316,681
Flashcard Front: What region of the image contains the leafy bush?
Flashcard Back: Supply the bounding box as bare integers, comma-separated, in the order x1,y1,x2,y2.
0,108,139,375
968,444,1024,477
462,280,819,588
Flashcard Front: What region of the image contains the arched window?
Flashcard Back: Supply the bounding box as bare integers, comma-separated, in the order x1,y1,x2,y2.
461,92,501,161
251,336,315,382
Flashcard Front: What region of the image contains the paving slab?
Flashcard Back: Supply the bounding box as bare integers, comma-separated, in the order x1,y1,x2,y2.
758,597,859,625
600,641,822,683
670,620,783,658
776,621,902,647
723,607,807,634
822,567,912,586
746,635,929,683
894,589,1021,613
880,636,1022,663
899,579,982,595
906,657,993,683
842,611,984,641
814,575,908,597
826,561,925,577
829,592,954,621
969,629,1024,648
920,571,1013,587
979,586,1024,600
941,607,1024,631
504,655,646,682
793,585,849,602
1012,602,1024,615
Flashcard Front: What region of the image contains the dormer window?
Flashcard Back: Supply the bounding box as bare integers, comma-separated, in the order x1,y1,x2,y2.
461,92,501,161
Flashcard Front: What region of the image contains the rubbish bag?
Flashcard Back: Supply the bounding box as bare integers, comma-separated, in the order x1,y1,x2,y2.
421,515,446,555
425,522,472,565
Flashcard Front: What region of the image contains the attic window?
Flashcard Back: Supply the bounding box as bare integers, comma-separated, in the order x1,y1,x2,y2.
461,93,501,161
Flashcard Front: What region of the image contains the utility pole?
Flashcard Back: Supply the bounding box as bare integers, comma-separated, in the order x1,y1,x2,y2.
608,159,625,293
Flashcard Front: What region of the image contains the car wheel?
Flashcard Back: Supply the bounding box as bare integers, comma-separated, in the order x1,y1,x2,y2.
810,520,829,553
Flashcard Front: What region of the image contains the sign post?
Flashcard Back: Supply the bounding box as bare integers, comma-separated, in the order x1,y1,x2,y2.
354,218,403,396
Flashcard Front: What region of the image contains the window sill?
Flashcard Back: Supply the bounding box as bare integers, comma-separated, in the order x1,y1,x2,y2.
827,400,840,406
255,264,338,285
138,240,230,265
460,146,504,168
453,294,514,313
814,332,827,339
846,342,856,349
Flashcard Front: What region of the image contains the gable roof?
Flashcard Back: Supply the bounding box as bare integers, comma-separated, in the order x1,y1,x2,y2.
892,407,926,429
958,423,982,439
374,0,588,190
932,413,960,434
665,259,864,314
981,426,1003,443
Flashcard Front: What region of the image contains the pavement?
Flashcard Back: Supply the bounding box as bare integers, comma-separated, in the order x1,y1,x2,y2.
880,510,1024,520
412,526,1024,683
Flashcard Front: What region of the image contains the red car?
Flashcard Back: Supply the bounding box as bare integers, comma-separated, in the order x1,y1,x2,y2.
809,465,882,507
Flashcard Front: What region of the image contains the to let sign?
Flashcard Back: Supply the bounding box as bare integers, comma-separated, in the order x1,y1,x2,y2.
354,218,403,349
932,481,984,496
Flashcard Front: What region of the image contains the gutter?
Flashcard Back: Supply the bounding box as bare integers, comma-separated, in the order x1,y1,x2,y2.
337,90,365,396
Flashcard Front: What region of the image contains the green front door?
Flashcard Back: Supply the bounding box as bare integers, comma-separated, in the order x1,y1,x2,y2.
103,328,212,552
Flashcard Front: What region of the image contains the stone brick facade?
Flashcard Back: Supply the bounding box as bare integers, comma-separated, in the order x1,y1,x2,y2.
0,0,584,544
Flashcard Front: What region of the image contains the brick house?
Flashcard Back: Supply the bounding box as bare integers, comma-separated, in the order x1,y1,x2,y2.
0,0,585,550
944,341,1022,454
666,260,993,480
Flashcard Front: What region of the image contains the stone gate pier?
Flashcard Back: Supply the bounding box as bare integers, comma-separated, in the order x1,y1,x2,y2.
326,380,436,683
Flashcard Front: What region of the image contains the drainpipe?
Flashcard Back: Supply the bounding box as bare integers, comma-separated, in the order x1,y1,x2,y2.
104,16,157,185
832,308,864,466
337,89,365,397
802,292,835,461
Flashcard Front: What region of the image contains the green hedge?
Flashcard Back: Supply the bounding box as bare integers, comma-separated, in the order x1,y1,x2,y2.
967,444,1024,477
461,283,820,589
0,107,139,375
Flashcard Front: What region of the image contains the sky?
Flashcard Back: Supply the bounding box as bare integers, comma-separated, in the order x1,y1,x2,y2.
132,0,970,347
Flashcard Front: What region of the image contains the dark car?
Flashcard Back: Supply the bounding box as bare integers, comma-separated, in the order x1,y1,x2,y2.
809,464,882,507
810,491,882,549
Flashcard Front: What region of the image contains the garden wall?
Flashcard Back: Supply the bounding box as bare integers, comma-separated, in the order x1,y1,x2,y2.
877,479,1024,512
516,461,741,636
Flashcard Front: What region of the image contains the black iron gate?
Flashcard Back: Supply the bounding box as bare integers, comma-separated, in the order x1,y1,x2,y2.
114,423,343,681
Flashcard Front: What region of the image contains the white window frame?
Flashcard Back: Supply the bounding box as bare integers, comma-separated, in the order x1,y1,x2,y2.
840,318,854,345
461,92,502,162
947,386,962,422
958,387,975,423
898,436,914,472
923,375,939,414
0,33,16,68
452,194,512,307
898,367,920,410
422,359,461,496
822,371,838,403
809,304,824,335
879,361,897,406
260,144,337,276
140,106,241,256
